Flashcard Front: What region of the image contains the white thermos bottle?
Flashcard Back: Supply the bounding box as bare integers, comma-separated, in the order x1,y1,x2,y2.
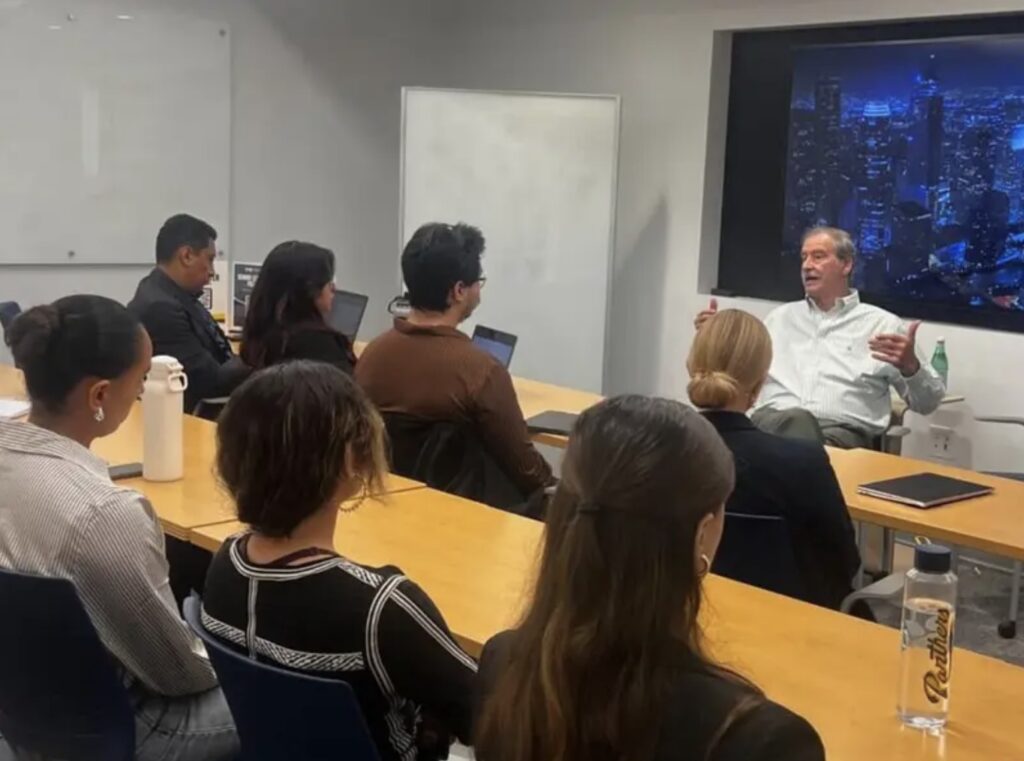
142,356,189,482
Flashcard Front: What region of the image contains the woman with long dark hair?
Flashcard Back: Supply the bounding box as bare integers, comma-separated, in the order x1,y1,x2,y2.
240,241,355,373
474,395,825,761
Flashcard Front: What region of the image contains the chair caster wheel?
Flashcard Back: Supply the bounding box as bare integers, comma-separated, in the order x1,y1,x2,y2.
997,620,1017,639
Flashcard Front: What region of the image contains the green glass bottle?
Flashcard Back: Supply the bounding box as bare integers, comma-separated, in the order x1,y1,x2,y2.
931,338,949,386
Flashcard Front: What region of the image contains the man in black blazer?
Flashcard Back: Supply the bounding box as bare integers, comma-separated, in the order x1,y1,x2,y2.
128,214,248,413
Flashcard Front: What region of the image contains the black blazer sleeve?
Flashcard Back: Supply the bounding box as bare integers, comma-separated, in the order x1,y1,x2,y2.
786,444,860,610
137,300,247,408
713,700,826,761
795,446,861,586
282,330,356,375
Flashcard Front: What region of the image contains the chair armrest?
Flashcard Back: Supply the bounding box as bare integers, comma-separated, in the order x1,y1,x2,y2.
890,401,908,426
884,426,911,439
192,397,230,416
841,572,906,614
976,416,1024,427
892,395,964,424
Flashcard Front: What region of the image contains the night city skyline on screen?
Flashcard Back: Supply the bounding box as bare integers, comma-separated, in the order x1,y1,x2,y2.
784,36,1024,312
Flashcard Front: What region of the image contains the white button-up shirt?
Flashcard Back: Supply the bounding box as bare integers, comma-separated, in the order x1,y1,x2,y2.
755,291,946,434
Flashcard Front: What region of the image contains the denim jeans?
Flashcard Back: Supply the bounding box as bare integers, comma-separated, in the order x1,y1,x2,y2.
1,684,238,761
133,683,239,761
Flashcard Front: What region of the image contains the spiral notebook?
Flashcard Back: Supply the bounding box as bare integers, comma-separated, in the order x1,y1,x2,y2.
857,473,993,509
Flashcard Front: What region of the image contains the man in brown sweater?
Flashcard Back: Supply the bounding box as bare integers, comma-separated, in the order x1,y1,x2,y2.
355,222,552,500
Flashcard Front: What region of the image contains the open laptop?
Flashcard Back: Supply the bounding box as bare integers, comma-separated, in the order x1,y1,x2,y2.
472,325,517,368
329,290,369,342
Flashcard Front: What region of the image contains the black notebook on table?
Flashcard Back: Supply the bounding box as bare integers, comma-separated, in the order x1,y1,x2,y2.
857,472,993,509
527,411,579,436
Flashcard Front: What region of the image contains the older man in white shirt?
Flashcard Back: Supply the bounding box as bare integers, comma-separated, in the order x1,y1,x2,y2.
696,227,946,448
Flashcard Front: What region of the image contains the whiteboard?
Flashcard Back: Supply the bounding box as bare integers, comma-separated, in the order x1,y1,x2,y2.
0,3,230,265
400,87,620,393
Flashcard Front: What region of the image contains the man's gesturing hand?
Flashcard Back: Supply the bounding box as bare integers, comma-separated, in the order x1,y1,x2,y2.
694,298,718,332
870,320,922,377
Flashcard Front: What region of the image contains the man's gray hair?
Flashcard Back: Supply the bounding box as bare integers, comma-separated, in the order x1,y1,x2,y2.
802,226,857,266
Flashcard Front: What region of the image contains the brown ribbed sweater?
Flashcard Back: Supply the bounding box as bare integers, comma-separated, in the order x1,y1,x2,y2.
355,319,552,495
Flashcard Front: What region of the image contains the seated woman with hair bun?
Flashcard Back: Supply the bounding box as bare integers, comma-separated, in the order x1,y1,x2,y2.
687,308,862,612
0,295,237,760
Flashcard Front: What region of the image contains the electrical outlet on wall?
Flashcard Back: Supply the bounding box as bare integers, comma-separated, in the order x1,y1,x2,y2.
928,424,955,461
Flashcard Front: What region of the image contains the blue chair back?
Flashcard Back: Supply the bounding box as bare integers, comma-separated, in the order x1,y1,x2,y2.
0,568,134,761
0,301,21,333
183,596,380,761
713,513,807,600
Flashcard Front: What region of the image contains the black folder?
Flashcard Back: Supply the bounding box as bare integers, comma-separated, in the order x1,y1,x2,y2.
526,411,578,437
857,472,993,509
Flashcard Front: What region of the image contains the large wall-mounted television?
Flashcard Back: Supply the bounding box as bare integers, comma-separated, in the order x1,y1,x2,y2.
719,14,1024,333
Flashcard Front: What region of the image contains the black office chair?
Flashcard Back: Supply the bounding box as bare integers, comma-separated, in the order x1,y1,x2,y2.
975,416,1024,639
713,513,807,601
0,301,22,334
183,596,380,761
384,413,482,487
193,396,230,419
0,568,135,761
382,412,533,514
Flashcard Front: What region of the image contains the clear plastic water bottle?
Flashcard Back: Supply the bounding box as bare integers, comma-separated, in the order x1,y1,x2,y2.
897,544,957,730
931,338,949,386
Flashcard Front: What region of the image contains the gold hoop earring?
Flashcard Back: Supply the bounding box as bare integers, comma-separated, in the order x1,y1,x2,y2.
698,553,711,578
339,497,364,514
340,477,370,513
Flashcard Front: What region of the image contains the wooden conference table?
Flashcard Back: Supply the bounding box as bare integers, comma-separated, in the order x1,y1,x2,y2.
505,374,1024,563
0,365,424,539
4,363,1024,758
829,447,1024,562
511,375,603,446
6,359,1024,560
190,489,1024,761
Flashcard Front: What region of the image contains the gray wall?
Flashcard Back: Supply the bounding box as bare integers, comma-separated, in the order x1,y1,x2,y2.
2,0,450,358
437,0,1024,473
5,0,1024,472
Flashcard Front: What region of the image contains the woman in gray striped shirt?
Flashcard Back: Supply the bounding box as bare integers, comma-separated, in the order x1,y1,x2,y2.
0,295,237,760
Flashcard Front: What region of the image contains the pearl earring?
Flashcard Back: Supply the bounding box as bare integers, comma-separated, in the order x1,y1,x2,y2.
93,407,105,423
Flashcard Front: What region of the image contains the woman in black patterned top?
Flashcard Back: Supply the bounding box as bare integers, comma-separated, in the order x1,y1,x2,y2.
202,361,476,761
